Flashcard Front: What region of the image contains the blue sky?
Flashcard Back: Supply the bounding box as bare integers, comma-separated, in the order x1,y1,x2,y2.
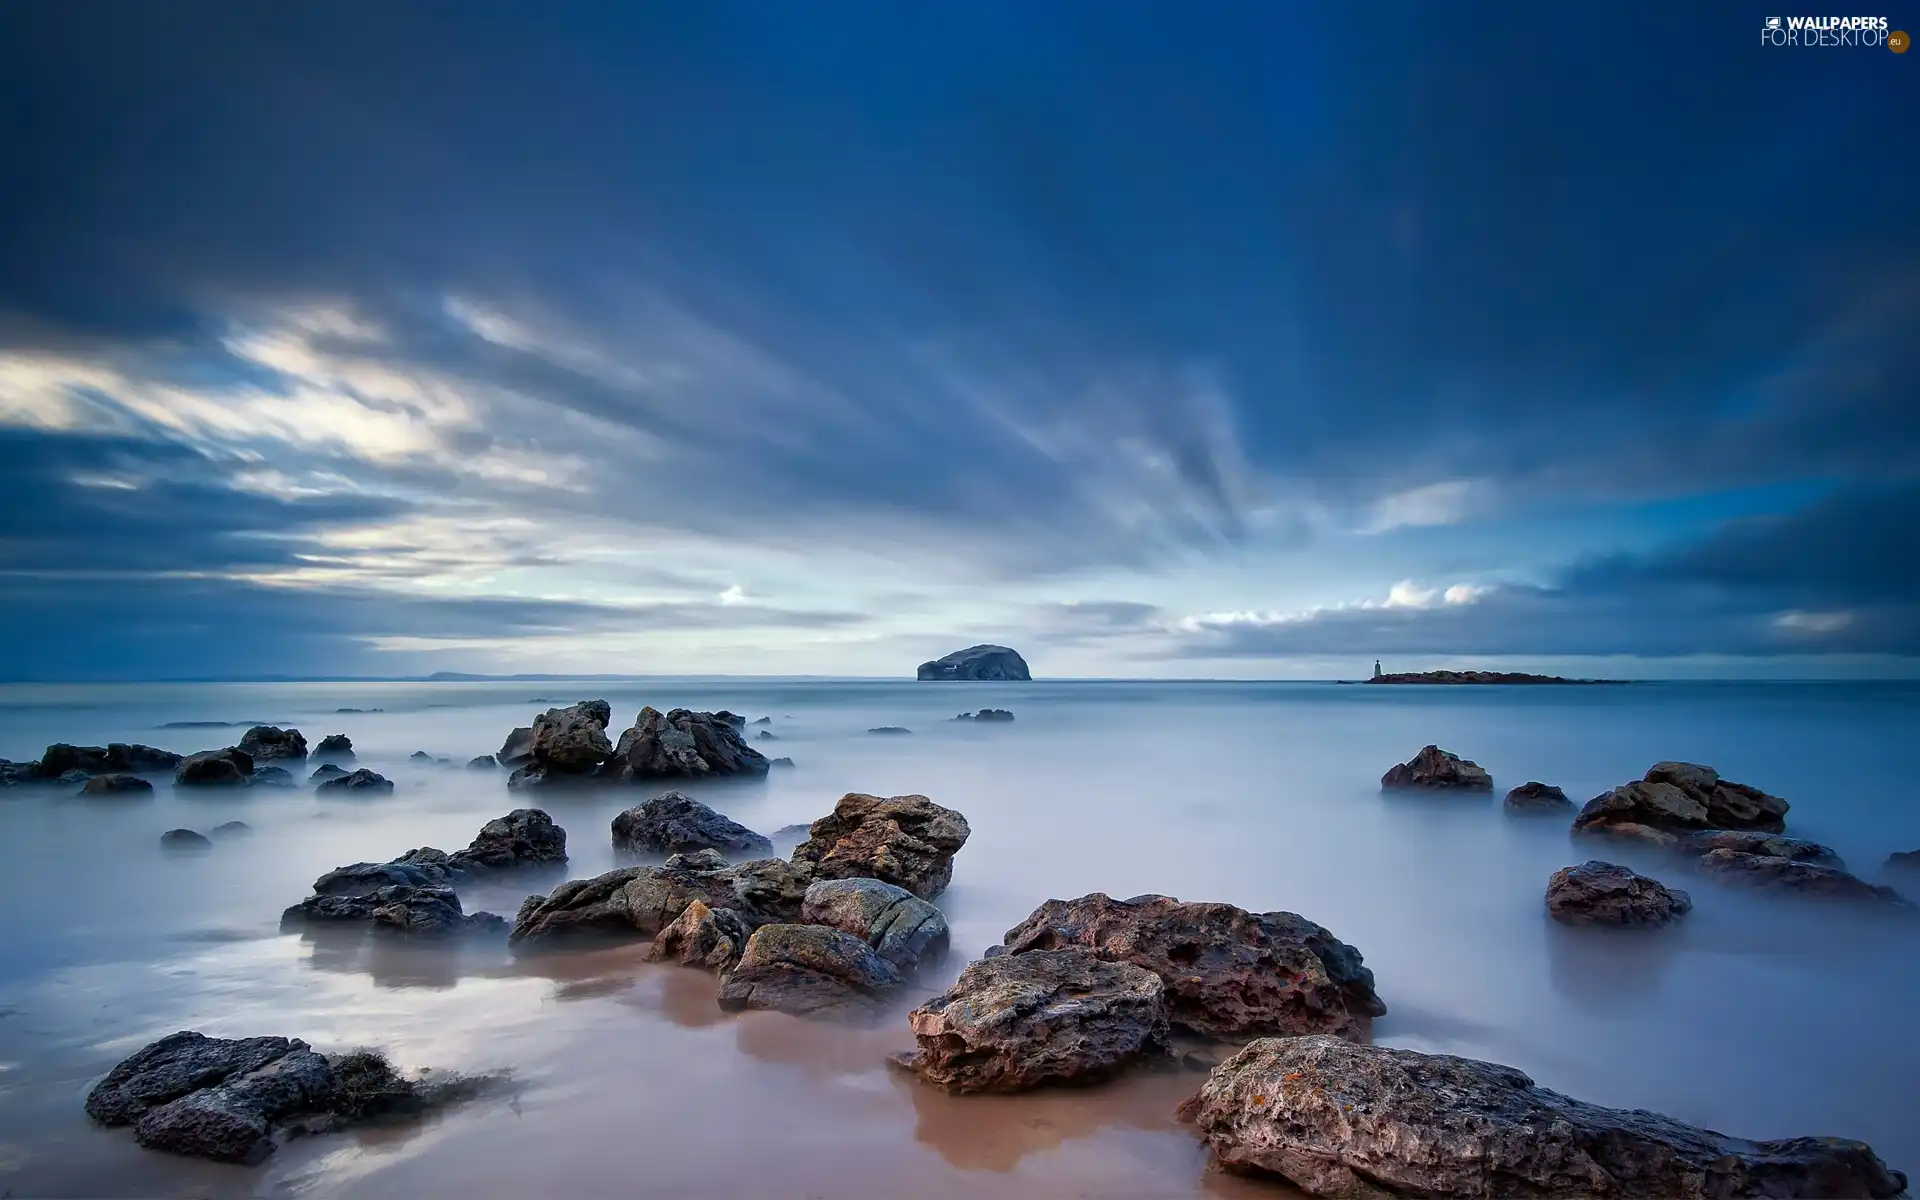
1,3,1916,680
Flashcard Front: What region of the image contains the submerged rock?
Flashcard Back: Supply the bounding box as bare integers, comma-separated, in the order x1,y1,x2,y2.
174,749,253,787
312,734,354,762
82,773,154,796
613,706,769,779
1181,1035,1906,1199
715,923,903,1018
251,765,295,787
999,892,1383,1040
952,708,1015,722
448,808,567,873
1574,762,1789,839
237,725,307,762
800,877,949,973
610,791,771,857
1504,781,1573,813
466,754,498,770
311,848,460,897
161,828,212,850
310,763,349,783
1675,829,1843,867
1546,861,1691,928
1696,849,1911,907
84,1032,472,1163
916,644,1031,681
867,726,912,735
646,898,751,972
1380,745,1492,791
1887,850,1920,875
508,850,808,952
315,768,394,795
770,756,795,768
789,792,970,901
282,884,505,938
211,821,252,837
892,948,1169,1093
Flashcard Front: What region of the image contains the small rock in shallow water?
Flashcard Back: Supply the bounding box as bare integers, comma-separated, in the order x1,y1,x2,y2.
1503,781,1572,813
770,756,795,768
867,725,911,735
1545,861,1691,928
410,750,433,761
211,821,251,837
312,733,354,762
892,948,1169,1092
466,754,498,770
611,791,770,857
161,828,211,850
81,773,153,796
716,923,903,1018
250,765,294,787
315,768,394,795
1380,744,1492,791
1696,849,1911,907
310,763,348,783
1181,1035,1907,1199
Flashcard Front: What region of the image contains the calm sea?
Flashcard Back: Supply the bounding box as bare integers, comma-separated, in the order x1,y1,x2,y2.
1,679,1916,1198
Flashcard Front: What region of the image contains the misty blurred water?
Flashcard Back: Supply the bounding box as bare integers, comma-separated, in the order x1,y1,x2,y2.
0,679,1915,1197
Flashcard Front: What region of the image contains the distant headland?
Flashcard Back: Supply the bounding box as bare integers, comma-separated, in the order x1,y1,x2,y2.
1360,661,1626,685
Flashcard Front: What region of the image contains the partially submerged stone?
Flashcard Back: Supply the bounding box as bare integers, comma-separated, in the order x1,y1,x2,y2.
1696,849,1911,908
509,850,807,952
788,792,970,900
716,923,903,1018
1380,745,1492,791
1181,1035,1906,1199
310,763,349,783
892,948,1169,1093
1546,861,1691,928
313,733,354,761
315,768,394,795
800,877,949,973
1674,829,1842,867
611,790,771,857
646,898,751,972
1504,781,1573,813
175,749,252,787
1575,762,1788,839
999,892,1383,1040
613,706,770,780
161,828,212,850
237,725,307,762
282,884,505,938
82,773,153,796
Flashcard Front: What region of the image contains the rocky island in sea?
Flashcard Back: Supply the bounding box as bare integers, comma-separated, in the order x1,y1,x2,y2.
1361,660,1625,685
914,644,1032,681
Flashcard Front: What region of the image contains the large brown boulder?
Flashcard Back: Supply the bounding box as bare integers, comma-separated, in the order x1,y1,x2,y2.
998,892,1383,1040
1574,762,1788,840
507,849,807,952
1545,861,1691,928
788,792,970,900
715,923,903,1018
1380,745,1492,791
646,899,751,972
612,707,769,779
1181,1035,1906,1199
891,948,1170,1093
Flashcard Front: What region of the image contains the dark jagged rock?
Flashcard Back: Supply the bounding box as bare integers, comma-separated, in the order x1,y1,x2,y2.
868,726,911,735
211,821,251,837
82,773,154,796
55,768,91,786
612,706,770,780
1181,1035,1906,1199
757,730,779,741
312,734,354,762
1696,849,1911,907
315,768,394,795
448,808,567,874
311,763,349,782
1574,762,1789,840
85,1032,471,1163
951,708,1015,722
312,848,459,897
891,948,1169,1092
789,792,970,901
466,754,498,770
1504,781,1572,813
237,725,307,762
108,743,185,772
250,765,295,787
610,791,771,857
999,892,1383,1040
800,877,949,973
716,923,903,1018
526,700,613,774
36,743,112,776
916,644,1032,681
1675,830,1843,868
161,828,212,850
410,750,434,761
1380,745,1492,791
1546,861,1692,928
771,756,795,768
498,726,535,765
282,884,505,938
645,898,751,972
174,749,252,787
508,849,808,952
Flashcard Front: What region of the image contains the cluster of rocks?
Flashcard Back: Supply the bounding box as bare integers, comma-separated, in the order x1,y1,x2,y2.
950,708,1014,722
498,701,772,789
2,742,184,790
160,822,250,850
281,809,567,938
85,1031,480,1163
